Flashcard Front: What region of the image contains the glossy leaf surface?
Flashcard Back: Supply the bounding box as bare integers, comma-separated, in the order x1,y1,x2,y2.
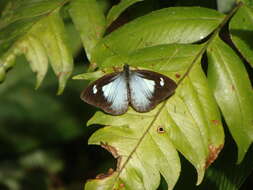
207,37,253,162
92,7,224,65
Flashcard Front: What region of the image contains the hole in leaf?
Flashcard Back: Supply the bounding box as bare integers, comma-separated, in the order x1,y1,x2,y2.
157,126,165,134
100,142,119,158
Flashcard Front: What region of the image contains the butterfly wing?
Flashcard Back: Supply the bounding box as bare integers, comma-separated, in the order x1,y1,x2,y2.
81,72,129,115
129,70,177,112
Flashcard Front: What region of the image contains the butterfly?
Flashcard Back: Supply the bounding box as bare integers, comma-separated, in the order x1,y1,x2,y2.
81,64,177,115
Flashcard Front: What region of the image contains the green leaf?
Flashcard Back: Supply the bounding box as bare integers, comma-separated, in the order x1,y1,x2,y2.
0,16,40,56
0,0,64,54
85,171,121,190
0,0,64,27
239,0,253,6
75,43,204,81
92,7,224,65
230,4,253,67
69,0,106,60
31,9,73,94
16,35,48,89
97,0,111,14
101,44,202,76
87,110,181,190
73,70,105,80
85,44,224,189
207,37,253,163
106,0,143,27
0,0,73,93
65,21,83,56
0,46,20,81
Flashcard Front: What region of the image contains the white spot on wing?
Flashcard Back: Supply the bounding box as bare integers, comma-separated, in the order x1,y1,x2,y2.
93,85,98,94
160,77,164,86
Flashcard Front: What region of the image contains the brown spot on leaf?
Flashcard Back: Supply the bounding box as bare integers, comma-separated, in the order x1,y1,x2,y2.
113,182,125,190
211,120,220,126
101,142,119,158
232,85,235,91
21,46,28,53
120,183,125,188
95,26,103,38
95,168,114,179
157,126,166,134
175,73,181,78
205,144,223,168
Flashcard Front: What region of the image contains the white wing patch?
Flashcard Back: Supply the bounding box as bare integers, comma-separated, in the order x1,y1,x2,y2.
101,73,128,114
129,72,155,112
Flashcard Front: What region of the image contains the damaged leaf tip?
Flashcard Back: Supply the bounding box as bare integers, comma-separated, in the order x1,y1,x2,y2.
205,144,224,168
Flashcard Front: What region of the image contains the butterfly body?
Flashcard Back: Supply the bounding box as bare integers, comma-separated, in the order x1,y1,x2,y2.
81,65,177,115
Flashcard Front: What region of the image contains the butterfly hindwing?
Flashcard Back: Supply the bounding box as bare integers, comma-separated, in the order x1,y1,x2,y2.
129,70,177,112
81,72,129,115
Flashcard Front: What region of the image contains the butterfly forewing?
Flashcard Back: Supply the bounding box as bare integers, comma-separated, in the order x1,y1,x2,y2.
81,72,129,115
129,70,177,112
